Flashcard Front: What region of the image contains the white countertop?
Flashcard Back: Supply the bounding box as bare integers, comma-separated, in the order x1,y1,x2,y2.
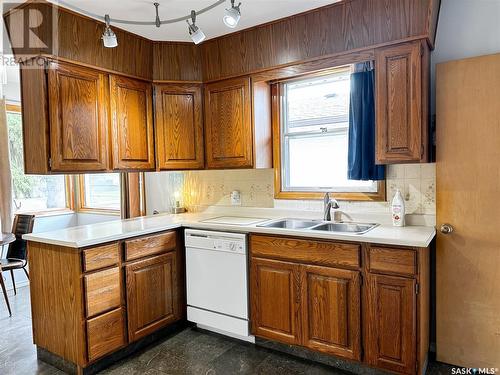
24,211,436,248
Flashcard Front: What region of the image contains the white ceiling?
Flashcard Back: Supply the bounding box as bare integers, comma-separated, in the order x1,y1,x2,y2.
52,0,340,42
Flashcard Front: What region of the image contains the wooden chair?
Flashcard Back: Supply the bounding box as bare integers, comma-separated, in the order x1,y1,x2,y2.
0,214,35,316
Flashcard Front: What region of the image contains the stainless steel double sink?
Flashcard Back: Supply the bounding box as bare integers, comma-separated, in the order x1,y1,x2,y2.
256,218,378,235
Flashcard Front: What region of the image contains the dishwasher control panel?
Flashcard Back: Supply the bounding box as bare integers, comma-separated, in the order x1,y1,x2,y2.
185,229,247,255
213,239,244,252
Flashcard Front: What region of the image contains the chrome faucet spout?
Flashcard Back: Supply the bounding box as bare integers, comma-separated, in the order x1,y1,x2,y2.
323,193,340,221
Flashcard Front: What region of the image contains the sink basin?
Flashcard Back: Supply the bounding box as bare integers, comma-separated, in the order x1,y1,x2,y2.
310,222,378,235
257,218,322,230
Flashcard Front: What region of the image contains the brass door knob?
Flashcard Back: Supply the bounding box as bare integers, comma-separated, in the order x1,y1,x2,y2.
440,224,454,234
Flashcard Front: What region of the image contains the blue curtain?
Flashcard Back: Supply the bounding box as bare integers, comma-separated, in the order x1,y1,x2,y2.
347,66,385,181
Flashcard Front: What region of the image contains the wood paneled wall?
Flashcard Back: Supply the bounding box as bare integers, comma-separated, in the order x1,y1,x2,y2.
4,2,153,79
4,0,440,82
153,42,202,82
199,0,440,81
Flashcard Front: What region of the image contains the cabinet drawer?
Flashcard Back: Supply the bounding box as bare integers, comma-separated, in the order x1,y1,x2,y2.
125,231,176,261
82,243,120,272
84,267,121,318
250,235,360,269
368,246,416,277
87,308,126,361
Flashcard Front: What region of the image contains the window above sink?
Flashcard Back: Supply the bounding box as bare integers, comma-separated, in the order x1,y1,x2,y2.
273,67,385,202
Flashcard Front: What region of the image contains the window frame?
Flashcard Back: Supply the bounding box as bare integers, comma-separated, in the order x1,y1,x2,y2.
77,174,121,215
271,68,386,201
6,104,73,216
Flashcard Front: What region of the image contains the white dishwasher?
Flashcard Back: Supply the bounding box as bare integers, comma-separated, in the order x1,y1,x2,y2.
185,229,254,342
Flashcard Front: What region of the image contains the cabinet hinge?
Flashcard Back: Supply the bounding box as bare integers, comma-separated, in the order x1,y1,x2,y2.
421,144,425,159
48,158,52,168
415,283,419,295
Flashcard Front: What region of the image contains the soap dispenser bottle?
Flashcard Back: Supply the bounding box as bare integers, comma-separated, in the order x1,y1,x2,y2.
391,189,405,227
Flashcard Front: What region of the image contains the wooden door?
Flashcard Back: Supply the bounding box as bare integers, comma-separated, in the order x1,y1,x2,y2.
365,274,416,374
300,265,361,361
375,41,424,164
110,75,155,170
48,61,109,172
436,53,500,367
125,252,180,342
250,258,301,345
204,77,253,169
154,83,204,170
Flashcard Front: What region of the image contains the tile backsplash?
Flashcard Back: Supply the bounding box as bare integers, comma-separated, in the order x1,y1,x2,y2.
145,164,435,216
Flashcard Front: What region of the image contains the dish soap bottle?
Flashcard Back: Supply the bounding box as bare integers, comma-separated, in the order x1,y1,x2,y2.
391,189,405,227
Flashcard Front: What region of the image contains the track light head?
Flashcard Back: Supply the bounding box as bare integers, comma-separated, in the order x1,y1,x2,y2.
102,14,118,48
187,10,206,44
223,0,241,28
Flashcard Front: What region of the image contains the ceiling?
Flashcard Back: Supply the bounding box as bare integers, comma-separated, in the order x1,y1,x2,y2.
51,0,340,42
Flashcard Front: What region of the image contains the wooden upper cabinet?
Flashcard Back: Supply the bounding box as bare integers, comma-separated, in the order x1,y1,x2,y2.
110,75,155,170
154,83,204,170
365,274,416,374
204,77,253,169
250,257,301,345
125,252,180,342
375,41,429,164
301,265,361,361
47,61,109,172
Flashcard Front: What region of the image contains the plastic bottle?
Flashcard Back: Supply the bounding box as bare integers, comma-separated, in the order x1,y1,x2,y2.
391,189,405,227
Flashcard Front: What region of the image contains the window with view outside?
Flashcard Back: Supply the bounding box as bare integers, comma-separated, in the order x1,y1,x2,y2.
81,174,121,211
281,68,378,193
7,110,67,213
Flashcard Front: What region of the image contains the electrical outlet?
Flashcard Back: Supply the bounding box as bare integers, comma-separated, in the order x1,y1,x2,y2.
230,190,241,206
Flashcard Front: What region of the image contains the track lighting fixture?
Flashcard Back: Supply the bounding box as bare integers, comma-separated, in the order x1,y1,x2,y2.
66,0,244,46
187,10,206,45
102,14,118,48
223,0,241,28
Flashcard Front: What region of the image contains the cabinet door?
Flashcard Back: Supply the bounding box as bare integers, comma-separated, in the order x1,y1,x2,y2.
125,252,180,342
204,77,253,169
250,258,301,345
365,274,416,374
375,41,423,164
301,265,361,361
48,61,109,172
110,75,155,170
154,83,204,170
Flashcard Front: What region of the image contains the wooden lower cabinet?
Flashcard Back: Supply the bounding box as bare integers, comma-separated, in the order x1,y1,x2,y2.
250,257,361,358
365,274,416,374
26,230,184,372
126,251,181,342
249,235,429,375
250,258,301,345
301,265,361,361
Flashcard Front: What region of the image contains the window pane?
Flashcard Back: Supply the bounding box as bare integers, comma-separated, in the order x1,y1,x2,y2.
286,70,351,132
83,174,121,210
7,111,67,212
287,133,376,192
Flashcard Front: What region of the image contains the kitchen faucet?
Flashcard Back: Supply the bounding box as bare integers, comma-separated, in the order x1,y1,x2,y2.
323,192,340,221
